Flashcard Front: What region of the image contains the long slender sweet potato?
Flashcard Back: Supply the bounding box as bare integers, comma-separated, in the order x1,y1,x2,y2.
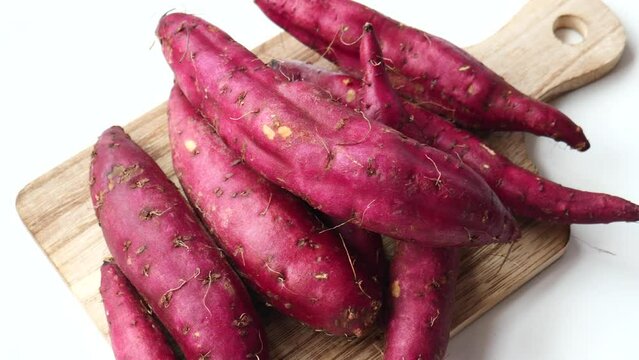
90,127,267,360
270,58,639,224
156,13,519,247
386,243,459,360
255,0,590,151
168,86,381,336
100,261,178,360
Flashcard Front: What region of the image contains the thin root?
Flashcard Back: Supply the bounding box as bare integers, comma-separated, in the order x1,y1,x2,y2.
424,154,443,189
178,25,192,63
229,109,260,121
356,280,372,300
360,199,377,226
340,26,366,46
318,217,354,234
413,99,456,118
250,331,265,360
159,267,201,308
259,193,273,216
339,234,358,282
335,110,372,146
320,25,343,58
314,125,334,169
202,272,213,316
278,66,292,82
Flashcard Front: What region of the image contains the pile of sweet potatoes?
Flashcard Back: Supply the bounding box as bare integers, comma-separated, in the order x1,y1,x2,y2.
90,1,638,359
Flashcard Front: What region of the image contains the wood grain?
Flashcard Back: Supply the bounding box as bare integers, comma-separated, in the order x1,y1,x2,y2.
16,0,624,358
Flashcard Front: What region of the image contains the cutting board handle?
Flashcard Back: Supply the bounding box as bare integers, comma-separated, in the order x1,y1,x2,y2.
467,0,625,100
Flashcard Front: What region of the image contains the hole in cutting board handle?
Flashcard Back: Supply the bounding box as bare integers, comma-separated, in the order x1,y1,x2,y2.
553,15,587,45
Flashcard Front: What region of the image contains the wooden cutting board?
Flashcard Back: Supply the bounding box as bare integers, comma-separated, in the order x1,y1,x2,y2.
16,0,624,358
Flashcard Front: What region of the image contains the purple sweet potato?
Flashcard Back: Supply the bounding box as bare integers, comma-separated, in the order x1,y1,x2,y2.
100,261,177,360
156,13,519,247
90,127,267,360
168,85,381,336
386,243,459,360
270,59,639,224
255,0,590,151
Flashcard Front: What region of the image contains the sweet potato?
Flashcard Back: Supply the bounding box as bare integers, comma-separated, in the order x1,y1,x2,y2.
270,59,639,224
156,13,519,247
386,243,459,360
90,126,267,360
168,85,381,336
100,261,177,360
255,0,590,151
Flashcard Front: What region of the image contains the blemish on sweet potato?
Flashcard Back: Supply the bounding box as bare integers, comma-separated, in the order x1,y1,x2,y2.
391,280,401,298
262,124,276,140
136,245,147,255
314,272,329,280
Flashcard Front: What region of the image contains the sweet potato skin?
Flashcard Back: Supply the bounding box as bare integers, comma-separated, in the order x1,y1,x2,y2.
90,126,267,360
157,13,519,247
254,0,590,151
272,60,639,224
326,219,387,286
100,262,177,360
358,23,409,128
168,86,381,336
386,243,459,360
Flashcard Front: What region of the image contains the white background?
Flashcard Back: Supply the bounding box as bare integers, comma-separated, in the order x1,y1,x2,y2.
1,0,637,359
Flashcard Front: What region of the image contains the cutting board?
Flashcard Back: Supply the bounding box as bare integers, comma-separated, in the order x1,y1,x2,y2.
16,0,624,358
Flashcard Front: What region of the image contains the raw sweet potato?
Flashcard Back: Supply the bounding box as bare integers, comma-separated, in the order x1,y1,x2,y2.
386,243,459,360
90,126,267,360
100,261,177,360
270,58,639,224
156,13,519,247
255,0,590,151
168,85,381,336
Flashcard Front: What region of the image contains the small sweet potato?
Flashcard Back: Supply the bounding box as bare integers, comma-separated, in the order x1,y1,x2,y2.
168,85,381,336
157,13,519,247
255,0,590,151
100,261,177,360
386,243,459,360
90,126,267,360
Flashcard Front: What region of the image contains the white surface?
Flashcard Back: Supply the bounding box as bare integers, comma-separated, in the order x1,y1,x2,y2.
0,0,637,358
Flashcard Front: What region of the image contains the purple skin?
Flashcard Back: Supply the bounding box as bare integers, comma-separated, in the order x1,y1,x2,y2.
358,23,410,129
156,13,519,247
100,262,177,360
386,243,459,360
270,59,639,224
254,0,590,151
325,218,388,286
168,86,381,336
90,127,268,360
